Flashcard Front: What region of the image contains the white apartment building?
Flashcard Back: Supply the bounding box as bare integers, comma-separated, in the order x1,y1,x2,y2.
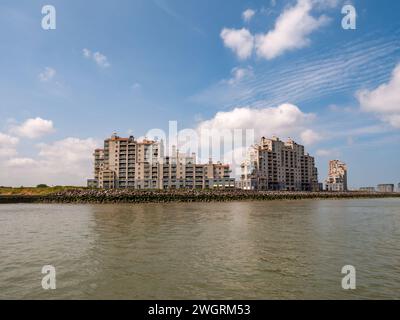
325,160,348,192
237,136,319,191
91,133,234,190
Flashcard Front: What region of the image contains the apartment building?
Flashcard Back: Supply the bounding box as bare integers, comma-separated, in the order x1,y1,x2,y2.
377,184,394,193
158,153,234,190
90,133,234,190
237,136,319,191
91,133,161,189
325,160,348,191
359,187,375,192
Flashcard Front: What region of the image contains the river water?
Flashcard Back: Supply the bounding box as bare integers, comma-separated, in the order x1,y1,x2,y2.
0,199,399,299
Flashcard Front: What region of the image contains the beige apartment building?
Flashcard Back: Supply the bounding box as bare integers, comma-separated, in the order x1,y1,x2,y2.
377,184,394,193
325,160,348,191
91,133,234,190
237,136,319,191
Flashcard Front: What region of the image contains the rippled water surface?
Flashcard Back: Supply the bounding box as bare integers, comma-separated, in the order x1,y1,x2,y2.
1,199,400,299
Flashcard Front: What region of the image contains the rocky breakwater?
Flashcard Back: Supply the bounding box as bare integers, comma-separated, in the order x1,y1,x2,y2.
28,189,400,204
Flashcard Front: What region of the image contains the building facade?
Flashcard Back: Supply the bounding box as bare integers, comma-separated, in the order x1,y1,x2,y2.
325,160,348,192
237,136,319,191
359,187,375,192
377,184,394,193
90,133,234,190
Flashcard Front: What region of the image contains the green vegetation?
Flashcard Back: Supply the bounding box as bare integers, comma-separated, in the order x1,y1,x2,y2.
36,184,49,189
0,186,87,196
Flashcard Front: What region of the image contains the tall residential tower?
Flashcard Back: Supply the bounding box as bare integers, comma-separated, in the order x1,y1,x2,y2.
237,136,319,191
325,160,348,191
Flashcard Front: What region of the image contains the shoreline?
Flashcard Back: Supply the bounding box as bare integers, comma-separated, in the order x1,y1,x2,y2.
1,189,399,204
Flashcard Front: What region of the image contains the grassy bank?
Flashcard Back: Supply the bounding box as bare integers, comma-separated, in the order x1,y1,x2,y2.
0,186,87,196
1,188,399,204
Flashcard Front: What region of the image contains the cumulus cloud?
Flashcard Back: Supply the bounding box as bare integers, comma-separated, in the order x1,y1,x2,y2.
197,103,316,138
37,137,98,184
0,132,19,145
357,63,400,128
0,137,98,186
10,117,54,139
6,158,36,167
0,148,17,158
220,28,254,60
0,133,19,158
300,128,322,145
221,0,330,60
83,48,111,68
242,9,256,22
195,103,320,175
255,0,330,60
38,67,56,82
37,137,96,165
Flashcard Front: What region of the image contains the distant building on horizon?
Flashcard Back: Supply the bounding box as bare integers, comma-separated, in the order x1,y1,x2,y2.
359,187,375,192
237,136,319,191
377,184,395,193
325,160,348,192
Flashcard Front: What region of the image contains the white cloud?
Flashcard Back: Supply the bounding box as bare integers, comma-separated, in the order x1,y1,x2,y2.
357,63,400,128
83,48,110,68
0,133,19,158
10,117,54,139
225,66,253,85
37,137,96,163
38,67,56,82
0,132,19,145
37,137,98,184
6,158,36,167
300,128,322,145
383,114,400,128
197,103,316,141
93,52,111,68
221,0,331,60
196,103,320,176
0,132,19,158
0,148,17,158
203,34,399,110
83,48,91,58
242,9,256,22
220,28,254,60
0,137,98,186
255,0,330,60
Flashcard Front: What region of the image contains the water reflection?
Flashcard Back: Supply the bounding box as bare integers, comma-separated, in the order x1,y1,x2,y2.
0,199,399,299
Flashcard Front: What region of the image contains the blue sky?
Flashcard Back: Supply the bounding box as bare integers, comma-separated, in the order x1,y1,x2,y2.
0,0,399,188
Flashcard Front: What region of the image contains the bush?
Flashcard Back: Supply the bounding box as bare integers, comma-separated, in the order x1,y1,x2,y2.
36,184,49,189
